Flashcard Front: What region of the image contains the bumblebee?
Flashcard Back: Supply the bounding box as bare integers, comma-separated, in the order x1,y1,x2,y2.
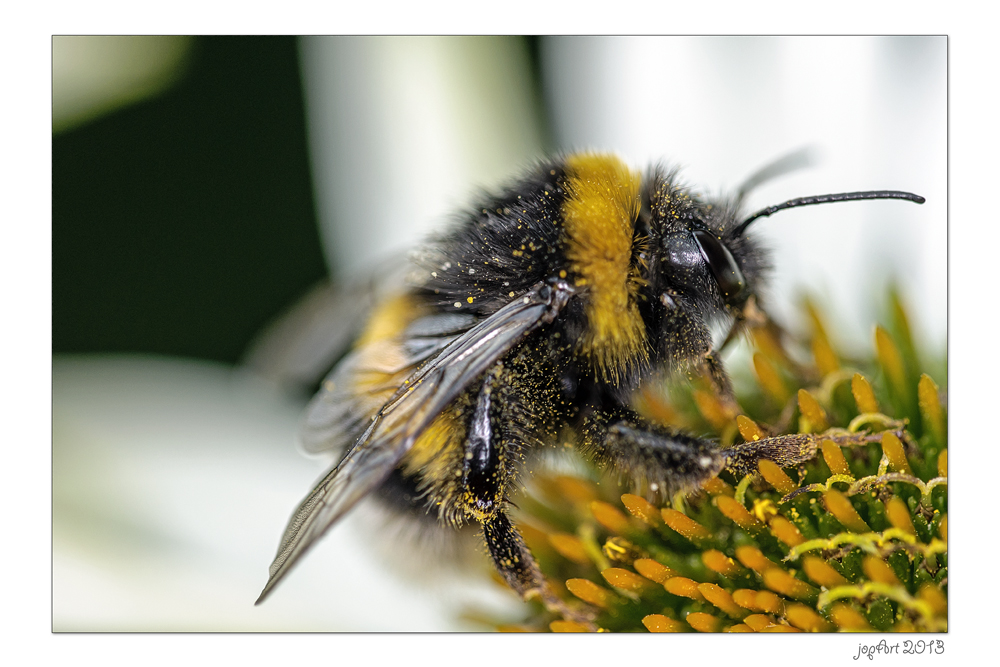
256,152,923,614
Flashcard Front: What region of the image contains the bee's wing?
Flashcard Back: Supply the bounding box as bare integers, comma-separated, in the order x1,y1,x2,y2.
299,311,478,458
256,280,573,604
242,255,413,390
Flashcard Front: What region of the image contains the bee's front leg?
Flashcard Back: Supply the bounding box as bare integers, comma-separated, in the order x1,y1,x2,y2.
580,406,728,497
659,288,741,416
723,429,893,479
701,348,739,415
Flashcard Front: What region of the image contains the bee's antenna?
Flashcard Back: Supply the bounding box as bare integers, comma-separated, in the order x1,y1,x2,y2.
735,190,926,236
735,146,819,204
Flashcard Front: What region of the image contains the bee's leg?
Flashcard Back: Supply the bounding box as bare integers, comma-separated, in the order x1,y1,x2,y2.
481,511,596,626
702,348,739,414
659,289,739,414
463,366,594,625
580,406,728,496
479,513,548,604
733,295,814,380
724,429,894,479
580,406,837,494
724,433,821,478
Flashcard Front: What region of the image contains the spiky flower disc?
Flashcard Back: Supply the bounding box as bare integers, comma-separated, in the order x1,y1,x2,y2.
503,290,946,633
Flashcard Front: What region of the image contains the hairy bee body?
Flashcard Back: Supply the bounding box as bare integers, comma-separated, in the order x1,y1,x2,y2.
258,152,923,612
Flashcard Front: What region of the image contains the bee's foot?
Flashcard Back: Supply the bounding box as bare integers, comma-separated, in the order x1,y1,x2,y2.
525,585,598,631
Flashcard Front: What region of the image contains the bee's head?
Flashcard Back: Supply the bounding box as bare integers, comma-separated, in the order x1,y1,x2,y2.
640,171,765,319
639,166,925,325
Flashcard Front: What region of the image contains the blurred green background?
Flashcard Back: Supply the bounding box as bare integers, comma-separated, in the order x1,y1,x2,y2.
53,36,327,363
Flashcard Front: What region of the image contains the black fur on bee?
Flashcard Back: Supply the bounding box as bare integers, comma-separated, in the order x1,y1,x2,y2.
257,152,924,614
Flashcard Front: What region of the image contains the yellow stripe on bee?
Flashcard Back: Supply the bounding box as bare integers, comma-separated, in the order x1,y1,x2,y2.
401,409,465,483
348,296,424,407
562,153,647,383
349,296,428,414
349,340,410,407
354,294,421,348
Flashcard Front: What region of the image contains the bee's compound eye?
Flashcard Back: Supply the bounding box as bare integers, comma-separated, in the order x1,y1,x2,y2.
692,230,746,304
